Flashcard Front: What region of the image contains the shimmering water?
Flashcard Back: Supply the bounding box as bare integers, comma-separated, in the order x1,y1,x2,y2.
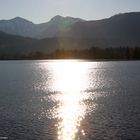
0,60,140,140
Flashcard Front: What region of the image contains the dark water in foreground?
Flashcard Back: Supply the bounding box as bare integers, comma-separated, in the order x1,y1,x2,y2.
0,60,140,140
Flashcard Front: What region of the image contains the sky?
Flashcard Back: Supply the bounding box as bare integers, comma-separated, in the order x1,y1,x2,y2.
0,0,140,23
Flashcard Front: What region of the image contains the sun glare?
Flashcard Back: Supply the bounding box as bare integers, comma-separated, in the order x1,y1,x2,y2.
47,60,89,140
39,60,96,140
50,60,88,93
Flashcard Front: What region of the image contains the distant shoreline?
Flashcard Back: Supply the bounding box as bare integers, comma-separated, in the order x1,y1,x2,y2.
0,58,140,62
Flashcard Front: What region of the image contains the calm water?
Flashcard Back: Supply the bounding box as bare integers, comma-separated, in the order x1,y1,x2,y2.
0,60,140,140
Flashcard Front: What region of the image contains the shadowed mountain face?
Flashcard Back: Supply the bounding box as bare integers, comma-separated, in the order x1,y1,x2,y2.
58,12,140,47
0,31,37,53
0,31,61,54
0,31,93,54
61,12,140,40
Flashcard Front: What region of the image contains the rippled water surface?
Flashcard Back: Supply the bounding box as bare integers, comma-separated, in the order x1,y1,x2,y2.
0,60,140,140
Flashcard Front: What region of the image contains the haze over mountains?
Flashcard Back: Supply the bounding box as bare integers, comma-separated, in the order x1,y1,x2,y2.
0,12,140,54
0,15,84,39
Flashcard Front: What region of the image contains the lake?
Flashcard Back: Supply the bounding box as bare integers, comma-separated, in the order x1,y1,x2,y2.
0,60,140,140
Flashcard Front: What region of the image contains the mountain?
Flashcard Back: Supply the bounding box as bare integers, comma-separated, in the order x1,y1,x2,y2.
0,12,140,51
0,17,37,37
0,16,84,39
0,31,83,56
59,12,140,47
37,15,84,38
0,31,37,54
0,31,91,56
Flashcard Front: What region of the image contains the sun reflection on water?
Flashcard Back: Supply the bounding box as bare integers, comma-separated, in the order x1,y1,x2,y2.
40,60,97,140
57,93,86,140
50,60,89,93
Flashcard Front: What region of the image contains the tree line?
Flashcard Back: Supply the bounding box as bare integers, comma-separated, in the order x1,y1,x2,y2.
1,47,140,60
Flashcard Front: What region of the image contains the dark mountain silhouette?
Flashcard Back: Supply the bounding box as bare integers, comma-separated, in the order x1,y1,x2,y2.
0,31,37,53
0,31,92,54
0,31,64,55
59,12,140,47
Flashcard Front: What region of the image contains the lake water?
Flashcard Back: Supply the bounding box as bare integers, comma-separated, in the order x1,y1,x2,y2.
0,60,140,140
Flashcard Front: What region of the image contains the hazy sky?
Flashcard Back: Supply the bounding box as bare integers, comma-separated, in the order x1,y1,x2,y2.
0,0,140,23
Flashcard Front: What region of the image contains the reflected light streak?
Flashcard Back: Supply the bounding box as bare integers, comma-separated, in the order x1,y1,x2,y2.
57,93,86,140
49,60,89,140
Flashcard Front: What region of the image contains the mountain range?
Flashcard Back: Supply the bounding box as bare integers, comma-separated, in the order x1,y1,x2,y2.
0,12,140,54
0,15,84,39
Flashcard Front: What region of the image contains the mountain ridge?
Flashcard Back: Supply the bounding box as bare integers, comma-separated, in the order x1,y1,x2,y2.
0,15,84,38
0,12,140,40
0,12,140,54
